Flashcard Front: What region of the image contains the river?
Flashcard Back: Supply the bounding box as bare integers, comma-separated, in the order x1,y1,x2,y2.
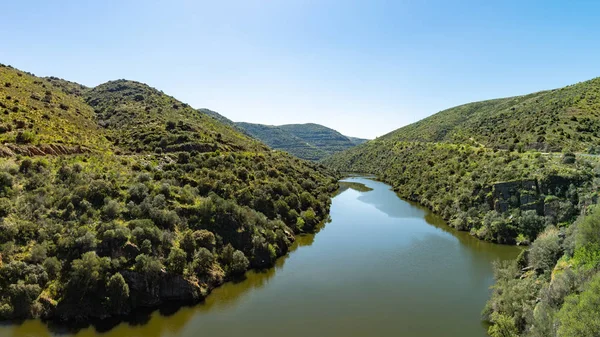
1,177,520,337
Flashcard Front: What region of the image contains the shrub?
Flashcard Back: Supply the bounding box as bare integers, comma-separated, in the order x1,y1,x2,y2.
15,131,35,144
166,247,187,275
230,250,249,276
561,152,576,164
192,248,214,276
529,227,562,273
556,272,600,336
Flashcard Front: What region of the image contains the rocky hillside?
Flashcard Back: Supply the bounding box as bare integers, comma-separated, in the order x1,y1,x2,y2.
0,64,338,322
236,122,367,161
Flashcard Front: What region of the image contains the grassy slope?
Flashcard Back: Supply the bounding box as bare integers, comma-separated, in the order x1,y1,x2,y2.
0,66,338,322
380,77,600,152
0,65,110,151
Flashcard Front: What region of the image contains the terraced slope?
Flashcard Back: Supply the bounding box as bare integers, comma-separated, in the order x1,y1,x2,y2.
236,122,367,160
236,122,327,160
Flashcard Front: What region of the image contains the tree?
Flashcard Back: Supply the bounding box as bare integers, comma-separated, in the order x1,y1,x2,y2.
0,172,13,195
529,227,562,273
180,230,196,257
167,247,187,275
556,272,600,337
230,250,249,276
193,230,216,251
42,257,61,280
102,199,121,220
69,251,109,295
8,282,42,318
517,210,545,241
192,248,214,276
106,273,129,313
488,312,519,337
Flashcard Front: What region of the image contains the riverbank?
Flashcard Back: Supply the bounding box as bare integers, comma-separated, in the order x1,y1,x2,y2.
1,177,520,337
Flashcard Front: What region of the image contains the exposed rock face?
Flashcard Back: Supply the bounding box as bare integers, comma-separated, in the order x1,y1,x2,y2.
487,177,579,216
492,179,538,200
159,275,202,302
0,143,90,157
121,271,202,308
539,175,580,196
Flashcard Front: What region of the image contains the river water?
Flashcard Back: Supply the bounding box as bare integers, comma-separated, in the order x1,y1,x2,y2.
1,177,519,337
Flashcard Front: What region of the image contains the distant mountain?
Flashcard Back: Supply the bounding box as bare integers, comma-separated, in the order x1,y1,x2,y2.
198,108,237,128
235,122,368,161
347,136,369,145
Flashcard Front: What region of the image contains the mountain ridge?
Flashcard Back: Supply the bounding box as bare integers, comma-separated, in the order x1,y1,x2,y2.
235,122,367,160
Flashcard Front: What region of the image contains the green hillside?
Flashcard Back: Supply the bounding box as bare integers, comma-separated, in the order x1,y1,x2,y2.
347,136,368,145
0,66,338,322
380,77,600,152
279,123,365,153
236,122,328,161
198,108,238,129
236,122,367,160
324,76,600,337
85,81,267,154
0,65,111,153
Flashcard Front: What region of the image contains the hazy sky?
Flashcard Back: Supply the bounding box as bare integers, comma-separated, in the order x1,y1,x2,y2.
2,1,600,139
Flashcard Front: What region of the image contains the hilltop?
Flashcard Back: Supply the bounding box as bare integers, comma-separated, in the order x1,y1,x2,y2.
236,122,367,161
379,77,600,152
0,64,338,323
0,65,111,155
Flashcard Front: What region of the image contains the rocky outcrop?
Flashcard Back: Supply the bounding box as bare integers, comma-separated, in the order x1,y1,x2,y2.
0,143,90,157
492,179,538,200
488,177,578,216
121,271,203,308
159,275,203,302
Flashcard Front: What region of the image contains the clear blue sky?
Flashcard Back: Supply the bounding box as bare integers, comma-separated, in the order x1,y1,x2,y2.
2,1,599,139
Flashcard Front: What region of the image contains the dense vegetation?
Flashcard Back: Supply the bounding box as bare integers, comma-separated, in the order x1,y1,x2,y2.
0,64,337,322
324,140,599,244
485,205,600,337
378,77,600,153
236,122,367,161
